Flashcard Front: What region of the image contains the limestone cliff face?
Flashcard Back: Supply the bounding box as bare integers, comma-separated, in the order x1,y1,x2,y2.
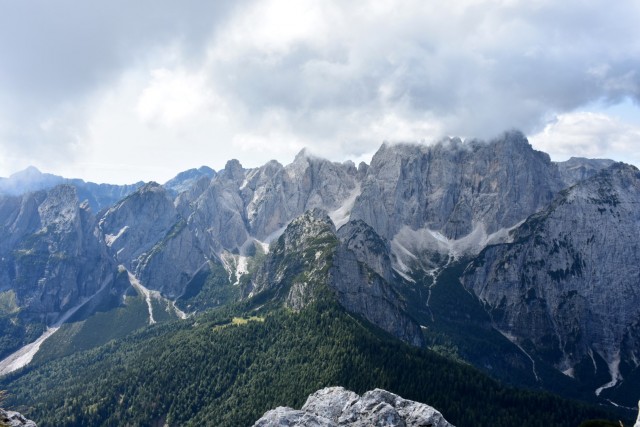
556,157,616,187
97,182,207,298
253,386,454,427
0,185,115,322
98,182,179,266
185,151,359,254
89,153,359,298
463,163,640,381
240,151,359,241
186,159,249,254
249,210,423,347
332,220,424,347
5,134,640,405
351,131,563,242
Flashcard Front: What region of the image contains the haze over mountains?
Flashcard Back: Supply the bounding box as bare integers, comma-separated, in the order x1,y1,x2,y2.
1,130,639,424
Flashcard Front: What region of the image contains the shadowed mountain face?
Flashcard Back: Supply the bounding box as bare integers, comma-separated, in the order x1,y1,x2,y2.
1,131,639,409
463,164,640,398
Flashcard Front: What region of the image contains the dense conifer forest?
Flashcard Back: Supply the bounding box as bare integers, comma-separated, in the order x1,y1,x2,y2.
1,298,628,426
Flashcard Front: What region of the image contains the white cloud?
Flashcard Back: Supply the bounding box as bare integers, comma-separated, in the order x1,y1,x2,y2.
136,68,214,126
529,111,640,163
1,0,640,182
214,0,333,59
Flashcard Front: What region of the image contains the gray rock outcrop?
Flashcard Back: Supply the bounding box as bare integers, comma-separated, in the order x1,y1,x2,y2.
0,185,115,322
0,408,37,427
4,132,639,405
97,182,208,297
184,151,359,255
463,163,640,383
253,386,454,427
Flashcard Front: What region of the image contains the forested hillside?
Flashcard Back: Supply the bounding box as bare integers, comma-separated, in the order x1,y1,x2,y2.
1,299,627,427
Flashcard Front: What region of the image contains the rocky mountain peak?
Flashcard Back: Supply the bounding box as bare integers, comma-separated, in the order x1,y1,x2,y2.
279,208,336,249
556,156,616,187
98,181,177,266
247,211,423,345
0,166,63,197
293,147,310,163
352,132,563,243
253,386,454,427
222,159,244,182
10,165,42,179
163,166,216,195
247,208,337,307
138,181,164,193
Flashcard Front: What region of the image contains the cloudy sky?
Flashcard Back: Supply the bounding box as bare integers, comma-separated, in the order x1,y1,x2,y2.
1,0,639,184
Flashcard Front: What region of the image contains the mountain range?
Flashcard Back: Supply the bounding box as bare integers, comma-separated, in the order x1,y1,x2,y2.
0,130,638,425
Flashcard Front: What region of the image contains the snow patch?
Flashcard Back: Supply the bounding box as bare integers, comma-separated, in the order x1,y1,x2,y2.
239,177,249,190
588,348,598,374
428,230,449,245
329,184,361,229
393,267,415,283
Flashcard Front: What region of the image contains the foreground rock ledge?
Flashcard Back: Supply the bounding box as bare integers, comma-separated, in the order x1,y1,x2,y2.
0,408,37,427
253,386,454,427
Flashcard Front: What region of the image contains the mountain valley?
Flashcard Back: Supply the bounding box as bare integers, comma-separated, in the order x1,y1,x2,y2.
1,130,639,425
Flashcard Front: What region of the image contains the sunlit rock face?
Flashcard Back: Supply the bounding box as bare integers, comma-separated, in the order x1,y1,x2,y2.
253,386,454,427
